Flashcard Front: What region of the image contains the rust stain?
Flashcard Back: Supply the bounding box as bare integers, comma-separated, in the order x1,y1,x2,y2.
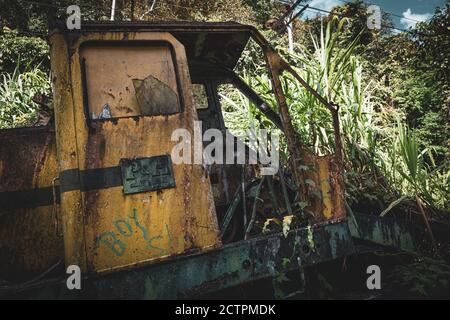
263,47,345,224
186,271,239,297
0,126,62,281
0,127,53,192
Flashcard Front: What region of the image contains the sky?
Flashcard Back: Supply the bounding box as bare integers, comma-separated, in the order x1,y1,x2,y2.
300,0,447,30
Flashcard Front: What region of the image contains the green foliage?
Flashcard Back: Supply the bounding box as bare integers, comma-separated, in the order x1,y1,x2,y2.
226,15,449,212
0,28,49,74
382,123,447,211
390,67,448,163
362,4,449,167
0,63,50,129
388,257,450,298
416,112,448,160
399,125,421,184
412,4,450,88
243,0,282,24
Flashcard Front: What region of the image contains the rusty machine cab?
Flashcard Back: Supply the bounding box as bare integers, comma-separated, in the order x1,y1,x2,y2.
49,21,347,272
0,22,352,297
50,22,226,274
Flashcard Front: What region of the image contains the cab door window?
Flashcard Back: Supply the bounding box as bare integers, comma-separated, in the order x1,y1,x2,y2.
80,43,182,120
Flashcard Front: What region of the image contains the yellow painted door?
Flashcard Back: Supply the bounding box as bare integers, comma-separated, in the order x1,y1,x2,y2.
69,32,220,273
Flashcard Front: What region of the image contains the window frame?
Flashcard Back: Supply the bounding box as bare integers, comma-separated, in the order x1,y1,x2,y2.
79,40,185,125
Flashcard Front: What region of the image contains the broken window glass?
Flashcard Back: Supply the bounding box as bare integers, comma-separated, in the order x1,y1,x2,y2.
80,43,181,119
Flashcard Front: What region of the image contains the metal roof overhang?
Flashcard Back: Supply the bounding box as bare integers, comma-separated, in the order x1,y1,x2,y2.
51,21,265,70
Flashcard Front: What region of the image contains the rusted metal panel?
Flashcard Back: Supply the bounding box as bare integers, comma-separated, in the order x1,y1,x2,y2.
45,21,347,281
51,21,253,71
10,220,354,299
0,22,357,299
50,30,221,274
50,24,347,227
81,44,181,118
350,212,450,253
50,32,87,270
300,151,346,222
263,49,345,224
0,126,63,281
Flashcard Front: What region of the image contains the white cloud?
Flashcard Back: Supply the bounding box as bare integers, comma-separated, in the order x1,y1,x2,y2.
400,8,432,29
302,0,341,19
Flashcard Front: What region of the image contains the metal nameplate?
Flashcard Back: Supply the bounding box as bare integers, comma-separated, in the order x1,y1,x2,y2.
120,155,175,195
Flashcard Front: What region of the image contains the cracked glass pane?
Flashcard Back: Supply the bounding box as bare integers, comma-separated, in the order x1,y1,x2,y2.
80,44,181,119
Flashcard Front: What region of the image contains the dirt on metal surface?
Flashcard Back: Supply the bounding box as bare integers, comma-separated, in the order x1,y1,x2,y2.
263,48,345,224
52,30,222,274
0,126,63,281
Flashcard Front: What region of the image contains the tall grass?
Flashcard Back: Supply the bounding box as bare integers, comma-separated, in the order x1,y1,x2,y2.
0,62,50,129
226,17,449,213
381,122,449,213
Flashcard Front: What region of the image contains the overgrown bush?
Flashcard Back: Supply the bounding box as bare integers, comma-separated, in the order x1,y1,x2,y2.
226,17,449,214
0,28,49,74
0,63,51,129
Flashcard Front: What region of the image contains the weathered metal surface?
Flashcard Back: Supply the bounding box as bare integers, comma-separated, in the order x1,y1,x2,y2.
349,213,416,251
0,22,353,297
120,156,176,195
81,43,181,119
300,151,345,222
50,21,347,226
49,30,221,274
263,49,345,224
264,50,304,193
0,126,63,281
15,221,354,299
51,21,253,70
262,40,346,225
50,32,87,271
349,212,450,253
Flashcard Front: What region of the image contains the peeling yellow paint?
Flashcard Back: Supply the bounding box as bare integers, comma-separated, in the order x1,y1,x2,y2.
318,159,333,219
50,31,221,273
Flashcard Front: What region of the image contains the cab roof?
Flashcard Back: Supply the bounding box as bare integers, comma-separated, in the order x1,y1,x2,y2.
52,21,263,70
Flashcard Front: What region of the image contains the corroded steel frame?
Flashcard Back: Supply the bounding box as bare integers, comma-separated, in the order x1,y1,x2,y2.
0,22,351,298
350,212,450,253
249,29,346,224
9,220,354,299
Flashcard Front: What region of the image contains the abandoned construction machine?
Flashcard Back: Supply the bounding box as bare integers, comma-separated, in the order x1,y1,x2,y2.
1,21,437,299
